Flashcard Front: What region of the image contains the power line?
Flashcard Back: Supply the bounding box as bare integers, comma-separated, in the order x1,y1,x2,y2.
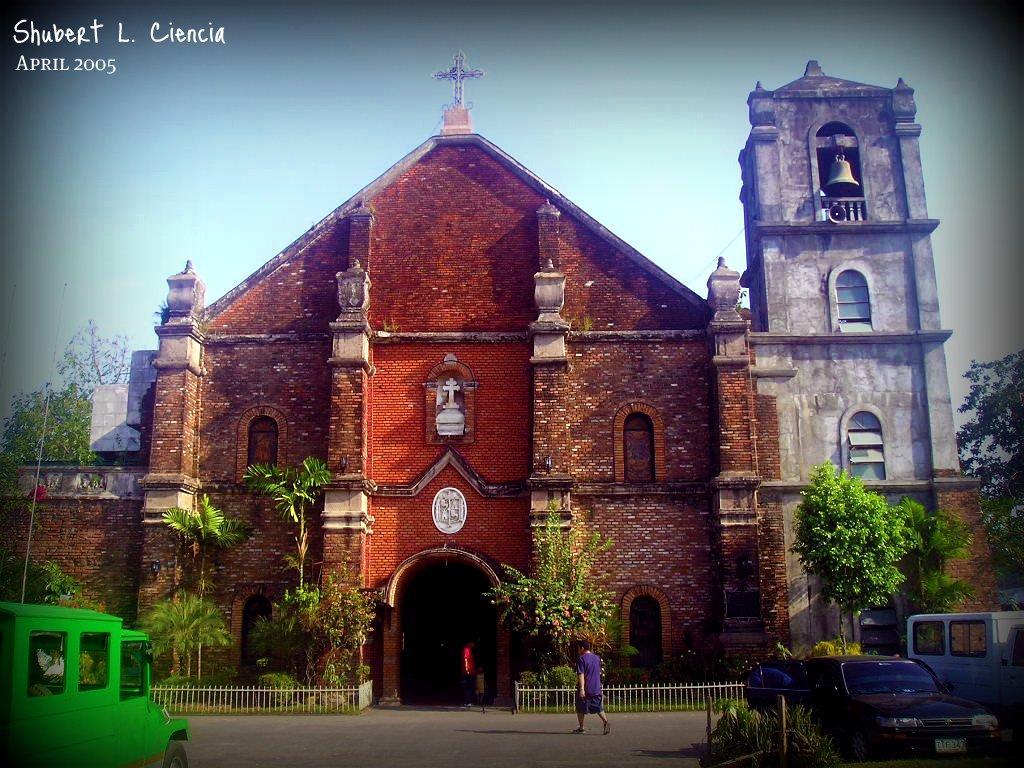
21,282,68,603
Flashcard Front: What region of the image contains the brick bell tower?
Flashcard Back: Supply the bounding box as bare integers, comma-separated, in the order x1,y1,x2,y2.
738,61,998,649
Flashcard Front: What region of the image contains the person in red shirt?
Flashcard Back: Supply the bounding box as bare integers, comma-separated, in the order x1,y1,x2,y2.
461,641,476,707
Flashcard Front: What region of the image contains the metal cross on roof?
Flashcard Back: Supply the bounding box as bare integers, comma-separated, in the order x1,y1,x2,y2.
434,51,483,108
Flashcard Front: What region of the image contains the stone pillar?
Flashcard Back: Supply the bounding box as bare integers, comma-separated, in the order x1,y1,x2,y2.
892,79,929,221
529,201,573,540
324,207,375,583
139,261,205,610
746,83,782,224
707,258,786,650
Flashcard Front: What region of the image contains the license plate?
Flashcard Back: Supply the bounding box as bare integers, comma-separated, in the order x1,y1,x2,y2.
935,738,967,754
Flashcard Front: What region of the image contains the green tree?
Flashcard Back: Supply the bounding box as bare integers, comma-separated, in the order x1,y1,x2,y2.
249,574,376,685
980,497,1024,578
162,495,249,598
1,384,95,465
488,508,615,666
898,498,974,613
792,463,908,651
244,457,331,586
957,349,1023,501
140,594,231,679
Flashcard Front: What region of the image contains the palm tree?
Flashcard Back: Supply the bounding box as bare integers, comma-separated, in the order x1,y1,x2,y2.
899,498,975,613
140,594,231,679
162,495,249,598
162,495,248,677
244,457,331,586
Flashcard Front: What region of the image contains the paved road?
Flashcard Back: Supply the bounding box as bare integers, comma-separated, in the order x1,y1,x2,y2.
184,707,709,767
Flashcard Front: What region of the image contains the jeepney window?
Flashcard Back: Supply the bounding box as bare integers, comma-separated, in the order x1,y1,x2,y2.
79,633,110,690
950,620,987,657
120,641,145,699
28,631,67,696
913,621,945,655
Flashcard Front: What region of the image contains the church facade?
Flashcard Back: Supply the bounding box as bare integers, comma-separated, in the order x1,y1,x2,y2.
6,62,996,703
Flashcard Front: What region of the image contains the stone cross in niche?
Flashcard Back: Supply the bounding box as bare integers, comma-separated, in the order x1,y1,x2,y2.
441,377,461,409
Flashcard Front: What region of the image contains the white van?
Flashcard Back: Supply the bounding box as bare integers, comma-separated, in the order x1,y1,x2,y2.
907,612,1024,718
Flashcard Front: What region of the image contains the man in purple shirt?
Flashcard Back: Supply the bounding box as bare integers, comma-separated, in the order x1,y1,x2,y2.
574,639,610,734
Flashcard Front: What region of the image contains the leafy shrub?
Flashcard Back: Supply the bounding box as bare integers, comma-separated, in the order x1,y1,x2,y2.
258,671,301,689
649,649,755,683
518,670,540,687
787,704,841,768
808,638,862,658
709,700,839,768
543,665,577,688
605,666,651,685
258,671,301,706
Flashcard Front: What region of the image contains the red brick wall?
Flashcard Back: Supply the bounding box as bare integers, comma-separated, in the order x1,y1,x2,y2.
562,339,712,482
936,486,1000,611
369,343,531,484
366,467,530,588
1,499,143,622
207,142,704,335
580,496,715,652
198,341,333,479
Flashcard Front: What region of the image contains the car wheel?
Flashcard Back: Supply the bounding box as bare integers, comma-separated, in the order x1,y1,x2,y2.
162,742,188,768
849,730,871,762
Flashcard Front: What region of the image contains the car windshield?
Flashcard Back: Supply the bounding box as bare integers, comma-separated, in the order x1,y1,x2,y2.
841,661,940,695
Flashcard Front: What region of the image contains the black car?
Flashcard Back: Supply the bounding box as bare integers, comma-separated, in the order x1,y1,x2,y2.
745,655,1002,760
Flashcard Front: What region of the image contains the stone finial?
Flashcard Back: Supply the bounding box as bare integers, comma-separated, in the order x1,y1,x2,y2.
707,257,742,320
537,200,560,218
804,60,824,77
336,261,371,317
348,202,373,220
166,261,206,321
753,81,765,92
892,77,917,122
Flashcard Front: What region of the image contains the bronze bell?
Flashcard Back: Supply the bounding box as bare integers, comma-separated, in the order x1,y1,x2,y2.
825,152,860,193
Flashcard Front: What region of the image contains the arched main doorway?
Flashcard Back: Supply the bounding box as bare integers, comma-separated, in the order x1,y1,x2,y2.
398,558,496,704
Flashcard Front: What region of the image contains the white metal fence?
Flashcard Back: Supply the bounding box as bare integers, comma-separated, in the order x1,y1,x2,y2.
514,682,744,713
151,681,373,714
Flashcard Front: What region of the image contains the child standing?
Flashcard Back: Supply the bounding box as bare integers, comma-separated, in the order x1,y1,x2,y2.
475,666,486,713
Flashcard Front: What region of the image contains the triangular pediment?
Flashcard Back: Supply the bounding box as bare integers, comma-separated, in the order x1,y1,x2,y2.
203,133,708,333
374,447,523,498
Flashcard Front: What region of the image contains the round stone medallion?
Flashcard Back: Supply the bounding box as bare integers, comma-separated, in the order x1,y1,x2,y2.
432,487,467,534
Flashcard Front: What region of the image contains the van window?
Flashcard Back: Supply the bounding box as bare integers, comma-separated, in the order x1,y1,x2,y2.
79,633,110,691
950,620,987,657
913,621,945,655
1012,630,1024,667
28,631,67,696
120,641,145,699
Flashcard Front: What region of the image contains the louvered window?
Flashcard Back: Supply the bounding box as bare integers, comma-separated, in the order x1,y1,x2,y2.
836,270,871,331
847,411,885,479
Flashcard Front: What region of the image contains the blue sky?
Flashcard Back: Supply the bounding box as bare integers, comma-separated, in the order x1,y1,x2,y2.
1,0,1020,425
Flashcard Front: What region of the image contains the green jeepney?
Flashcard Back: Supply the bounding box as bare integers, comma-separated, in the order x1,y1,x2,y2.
0,601,190,767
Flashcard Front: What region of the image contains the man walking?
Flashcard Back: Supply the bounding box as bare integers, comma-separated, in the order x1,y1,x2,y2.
574,639,610,734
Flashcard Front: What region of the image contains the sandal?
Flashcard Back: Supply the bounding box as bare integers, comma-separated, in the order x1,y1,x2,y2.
572,727,585,733
603,722,611,735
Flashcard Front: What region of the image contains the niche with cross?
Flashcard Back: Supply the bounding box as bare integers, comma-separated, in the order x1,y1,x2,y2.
423,353,477,444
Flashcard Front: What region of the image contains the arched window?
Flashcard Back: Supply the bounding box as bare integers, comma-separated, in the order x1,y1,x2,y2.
847,411,885,480
247,416,278,467
623,413,655,483
240,595,272,665
835,270,871,331
629,596,663,668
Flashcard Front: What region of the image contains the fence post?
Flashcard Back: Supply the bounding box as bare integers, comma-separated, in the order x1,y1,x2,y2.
705,697,713,762
777,694,788,768
512,680,518,714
